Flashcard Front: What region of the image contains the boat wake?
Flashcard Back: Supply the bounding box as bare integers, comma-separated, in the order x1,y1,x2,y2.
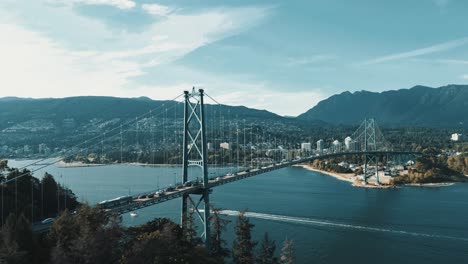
209,210,468,242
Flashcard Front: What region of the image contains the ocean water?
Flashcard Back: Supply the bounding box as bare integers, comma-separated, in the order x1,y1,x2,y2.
8,160,468,263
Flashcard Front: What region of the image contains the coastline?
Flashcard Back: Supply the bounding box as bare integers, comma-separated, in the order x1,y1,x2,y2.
295,164,455,189
295,164,354,183
404,182,455,187
57,160,181,168
57,161,108,168
295,164,394,189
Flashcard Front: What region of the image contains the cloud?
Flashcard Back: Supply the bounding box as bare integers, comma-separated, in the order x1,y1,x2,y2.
142,3,173,16
158,66,324,116
362,37,468,65
0,23,143,98
461,74,468,80
215,88,325,116
73,0,136,9
0,3,273,107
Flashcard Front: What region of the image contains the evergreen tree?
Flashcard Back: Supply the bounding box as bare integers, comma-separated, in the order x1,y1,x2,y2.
49,204,123,264
183,206,198,245
256,233,277,264
232,210,257,264
0,213,32,264
280,238,295,264
209,207,231,261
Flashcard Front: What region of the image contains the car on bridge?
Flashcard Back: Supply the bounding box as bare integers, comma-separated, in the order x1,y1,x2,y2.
183,181,193,187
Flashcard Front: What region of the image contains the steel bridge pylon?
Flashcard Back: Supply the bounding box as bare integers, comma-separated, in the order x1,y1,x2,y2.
181,88,211,248
352,118,389,184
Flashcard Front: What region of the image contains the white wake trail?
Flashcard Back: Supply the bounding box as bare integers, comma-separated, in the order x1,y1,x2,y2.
207,209,468,242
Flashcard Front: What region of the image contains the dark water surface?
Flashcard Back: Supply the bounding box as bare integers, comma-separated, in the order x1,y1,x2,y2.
9,160,468,263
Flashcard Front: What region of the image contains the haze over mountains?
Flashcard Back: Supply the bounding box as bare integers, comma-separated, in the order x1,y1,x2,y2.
0,85,467,129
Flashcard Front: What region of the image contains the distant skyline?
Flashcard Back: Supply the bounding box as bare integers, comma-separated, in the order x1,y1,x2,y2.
1,0,468,116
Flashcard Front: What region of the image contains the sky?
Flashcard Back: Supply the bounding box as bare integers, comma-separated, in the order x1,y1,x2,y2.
1,0,467,116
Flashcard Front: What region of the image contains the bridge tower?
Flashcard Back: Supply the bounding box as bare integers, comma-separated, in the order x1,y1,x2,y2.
352,118,388,184
181,88,211,248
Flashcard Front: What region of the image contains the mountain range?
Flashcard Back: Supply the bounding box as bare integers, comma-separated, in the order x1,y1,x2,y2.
0,84,467,129
298,84,468,128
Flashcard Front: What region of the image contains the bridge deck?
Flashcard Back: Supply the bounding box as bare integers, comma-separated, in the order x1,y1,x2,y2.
107,150,419,214
31,150,420,233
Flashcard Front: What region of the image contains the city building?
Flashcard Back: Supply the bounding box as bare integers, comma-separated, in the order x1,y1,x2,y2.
344,136,352,150
451,133,465,141
220,142,230,150
301,143,312,152
332,140,342,152
316,139,324,152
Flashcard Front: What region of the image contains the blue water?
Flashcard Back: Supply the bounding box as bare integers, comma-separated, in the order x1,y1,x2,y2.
8,160,468,263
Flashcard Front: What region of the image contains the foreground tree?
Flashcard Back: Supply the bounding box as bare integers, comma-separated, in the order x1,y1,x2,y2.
232,210,257,264
280,238,295,264
257,233,277,264
0,214,33,264
48,203,123,264
210,207,231,262
183,206,198,245
122,218,216,264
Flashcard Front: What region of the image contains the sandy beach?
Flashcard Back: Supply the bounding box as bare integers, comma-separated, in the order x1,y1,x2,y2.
57,161,108,168
296,164,457,189
295,164,395,189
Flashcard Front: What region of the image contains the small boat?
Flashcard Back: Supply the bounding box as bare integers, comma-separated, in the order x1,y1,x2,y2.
130,211,138,217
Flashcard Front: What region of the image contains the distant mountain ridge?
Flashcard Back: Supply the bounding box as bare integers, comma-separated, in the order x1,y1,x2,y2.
0,96,283,131
298,84,468,127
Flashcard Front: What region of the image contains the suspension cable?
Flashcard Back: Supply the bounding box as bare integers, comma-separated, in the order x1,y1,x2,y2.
3,94,185,185
15,93,184,170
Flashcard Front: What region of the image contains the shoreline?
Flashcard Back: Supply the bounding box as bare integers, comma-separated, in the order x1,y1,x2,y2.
57,161,179,168
57,160,242,168
295,164,455,189
57,161,108,168
295,164,394,189
295,164,354,183
404,182,455,187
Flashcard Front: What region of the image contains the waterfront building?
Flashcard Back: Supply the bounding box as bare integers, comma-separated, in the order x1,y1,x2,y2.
301,143,312,152
332,140,342,152
220,142,230,150
451,133,465,141
344,136,352,150
317,139,324,152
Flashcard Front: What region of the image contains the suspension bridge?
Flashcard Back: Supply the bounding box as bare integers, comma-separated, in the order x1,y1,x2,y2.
1,88,420,246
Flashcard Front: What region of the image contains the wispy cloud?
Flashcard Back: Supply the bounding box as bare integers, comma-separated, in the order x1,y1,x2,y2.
362,37,468,65
0,2,272,103
51,0,136,9
461,74,468,80
142,3,173,16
